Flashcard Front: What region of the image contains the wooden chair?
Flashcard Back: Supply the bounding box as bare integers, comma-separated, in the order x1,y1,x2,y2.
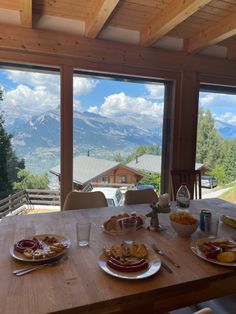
124,189,158,205
171,169,202,200
63,191,108,210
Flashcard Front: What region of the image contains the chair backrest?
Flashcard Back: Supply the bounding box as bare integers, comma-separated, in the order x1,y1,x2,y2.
63,191,108,210
193,307,214,314
124,189,158,205
171,169,202,200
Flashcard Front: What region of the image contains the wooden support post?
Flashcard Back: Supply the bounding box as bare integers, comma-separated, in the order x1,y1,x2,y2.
60,65,73,209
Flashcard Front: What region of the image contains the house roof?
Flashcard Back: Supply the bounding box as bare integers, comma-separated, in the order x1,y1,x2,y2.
0,1,236,61
50,155,144,186
127,154,162,174
126,154,209,173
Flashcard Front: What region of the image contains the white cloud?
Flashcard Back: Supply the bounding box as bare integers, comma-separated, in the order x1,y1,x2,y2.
99,92,163,117
199,92,236,110
88,92,164,128
216,112,236,126
145,84,164,99
73,99,82,111
6,70,98,97
199,93,215,106
6,70,60,94
3,84,59,113
73,77,98,96
1,70,97,119
88,106,99,114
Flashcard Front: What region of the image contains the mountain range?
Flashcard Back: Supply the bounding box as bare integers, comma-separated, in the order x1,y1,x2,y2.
4,108,236,175
7,108,162,174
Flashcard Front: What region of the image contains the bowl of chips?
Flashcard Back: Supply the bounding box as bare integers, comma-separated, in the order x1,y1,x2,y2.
169,211,199,237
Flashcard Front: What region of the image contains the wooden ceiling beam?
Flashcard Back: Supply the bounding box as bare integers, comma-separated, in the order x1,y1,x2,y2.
0,22,236,78
19,0,32,28
186,11,236,53
85,0,120,38
140,0,211,47
227,45,236,61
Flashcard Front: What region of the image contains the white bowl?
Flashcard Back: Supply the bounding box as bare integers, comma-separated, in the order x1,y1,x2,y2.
170,219,199,237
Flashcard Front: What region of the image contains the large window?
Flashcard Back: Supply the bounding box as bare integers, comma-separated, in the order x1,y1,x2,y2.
72,71,169,202
197,84,236,202
0,63,60,215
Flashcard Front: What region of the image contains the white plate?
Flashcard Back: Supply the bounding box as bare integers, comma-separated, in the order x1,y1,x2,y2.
10,234,71,263
191,238,236,267
98,254,161,279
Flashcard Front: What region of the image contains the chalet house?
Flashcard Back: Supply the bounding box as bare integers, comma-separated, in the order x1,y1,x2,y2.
50,155,145,190
126,154,210,175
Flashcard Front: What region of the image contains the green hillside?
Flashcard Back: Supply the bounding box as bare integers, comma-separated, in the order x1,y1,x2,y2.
219,185,236,204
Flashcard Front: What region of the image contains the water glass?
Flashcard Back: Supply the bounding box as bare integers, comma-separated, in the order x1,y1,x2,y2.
204,215,219,238
121,217,137,244
76,222,91,247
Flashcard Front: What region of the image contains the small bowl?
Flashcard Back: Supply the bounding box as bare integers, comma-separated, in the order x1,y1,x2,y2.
170,218,199,237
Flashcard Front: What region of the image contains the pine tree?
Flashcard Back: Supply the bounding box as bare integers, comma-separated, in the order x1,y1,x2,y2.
0,87,25,198
196,108,224,167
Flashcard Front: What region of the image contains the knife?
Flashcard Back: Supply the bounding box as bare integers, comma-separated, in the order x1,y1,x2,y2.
161,261,173,273
152,244,180,268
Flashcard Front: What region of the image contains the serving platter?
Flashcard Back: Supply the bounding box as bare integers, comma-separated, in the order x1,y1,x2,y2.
102,213,146,235
10,234,71,263
191,238,236,267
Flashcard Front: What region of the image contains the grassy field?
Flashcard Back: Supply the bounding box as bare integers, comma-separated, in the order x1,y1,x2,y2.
219,185,236,203
22,207,60,215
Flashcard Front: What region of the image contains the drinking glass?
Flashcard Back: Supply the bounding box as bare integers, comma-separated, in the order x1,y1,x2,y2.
121,217,137,244
204,215,219,239
76,222,91,247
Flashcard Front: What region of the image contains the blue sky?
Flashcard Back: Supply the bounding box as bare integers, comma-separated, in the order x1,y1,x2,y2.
0,69,236,127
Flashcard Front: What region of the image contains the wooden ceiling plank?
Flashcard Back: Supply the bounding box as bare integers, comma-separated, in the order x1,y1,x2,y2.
227,44,236,60
33,1,91,20
140,0,212,46
85,0,120,38
186,10,236,53
19,0,32,28
0,0,18,10
210,0,236,11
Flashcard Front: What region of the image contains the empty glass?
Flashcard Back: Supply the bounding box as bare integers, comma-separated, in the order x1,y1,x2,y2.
76,222,91,247
121,217,137,244
204,215,219,239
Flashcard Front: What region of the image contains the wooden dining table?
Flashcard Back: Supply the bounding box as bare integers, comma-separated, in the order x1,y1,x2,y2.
1,198,236,314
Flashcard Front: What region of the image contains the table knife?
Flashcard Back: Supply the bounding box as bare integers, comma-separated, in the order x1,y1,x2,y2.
161,261,173,273
152,244,180,268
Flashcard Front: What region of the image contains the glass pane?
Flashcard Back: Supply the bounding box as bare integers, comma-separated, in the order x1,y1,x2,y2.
0,66,60,216
197,90,236,202
73,72,165,206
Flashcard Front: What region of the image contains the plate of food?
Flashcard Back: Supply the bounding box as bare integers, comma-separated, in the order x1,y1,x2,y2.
10,234,71,262
98,241,161,279
191,238,236,266
102,212,145,235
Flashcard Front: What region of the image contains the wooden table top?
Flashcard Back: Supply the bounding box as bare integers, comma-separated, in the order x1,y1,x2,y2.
1,198,236,314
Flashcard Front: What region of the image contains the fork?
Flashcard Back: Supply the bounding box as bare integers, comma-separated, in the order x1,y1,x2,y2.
152,244,180,268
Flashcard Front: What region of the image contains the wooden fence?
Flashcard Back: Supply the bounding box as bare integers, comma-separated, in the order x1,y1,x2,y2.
26,189,60,206
0,189,60,218
0,190,27,218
